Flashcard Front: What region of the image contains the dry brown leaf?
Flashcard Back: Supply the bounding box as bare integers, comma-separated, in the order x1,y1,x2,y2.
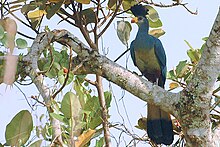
4,17,17,53
75,129,96,147
169,82,179,90
3,55,18,85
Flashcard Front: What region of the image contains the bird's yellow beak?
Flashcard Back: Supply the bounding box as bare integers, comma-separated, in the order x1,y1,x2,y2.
131,17,138,23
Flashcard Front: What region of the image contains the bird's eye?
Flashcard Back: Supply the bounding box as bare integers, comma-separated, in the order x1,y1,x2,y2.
138,17,143,21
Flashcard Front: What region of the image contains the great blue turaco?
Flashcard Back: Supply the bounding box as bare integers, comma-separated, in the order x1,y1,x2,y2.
130,4,174,145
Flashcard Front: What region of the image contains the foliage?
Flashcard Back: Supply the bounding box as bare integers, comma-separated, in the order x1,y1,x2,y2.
0,0,219,146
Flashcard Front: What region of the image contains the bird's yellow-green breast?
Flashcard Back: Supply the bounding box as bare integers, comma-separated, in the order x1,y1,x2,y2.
134,47,161,74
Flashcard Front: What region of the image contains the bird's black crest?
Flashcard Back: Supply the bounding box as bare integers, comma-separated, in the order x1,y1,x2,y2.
130,4,149,17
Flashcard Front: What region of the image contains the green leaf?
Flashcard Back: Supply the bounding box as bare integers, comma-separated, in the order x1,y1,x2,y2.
21,3,38,14
46,0,64,19
202,37,208,41
184,40,194,50
53,50,62,62
148,18,162,28
122,0,137,11
43,62,60,78
175,60,188,78
117,21,132,46
29,140,42,147
146,5,159,22
0,33,7,46
108,0,117,8
149,28,165,38
167,70,176,80
58,70,74,85
16,38,28,49
95,137,104,147
84,92,112,129
187,49,201,64
104,91,112,108
0,25,4,39
61,92,81,119
79,8,96,25
50,113,65,122
75,0,90,4
5,110,33,146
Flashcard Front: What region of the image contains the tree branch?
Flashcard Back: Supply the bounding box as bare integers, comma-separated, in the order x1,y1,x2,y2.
23,33,64,146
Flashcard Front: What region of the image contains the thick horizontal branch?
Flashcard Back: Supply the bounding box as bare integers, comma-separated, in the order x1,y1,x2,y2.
20,29,180,117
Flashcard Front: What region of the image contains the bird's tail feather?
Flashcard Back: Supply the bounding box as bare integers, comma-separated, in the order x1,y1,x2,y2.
147,104,174,145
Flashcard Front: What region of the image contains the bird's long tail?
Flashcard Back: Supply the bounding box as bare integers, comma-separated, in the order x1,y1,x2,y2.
147,104,174,145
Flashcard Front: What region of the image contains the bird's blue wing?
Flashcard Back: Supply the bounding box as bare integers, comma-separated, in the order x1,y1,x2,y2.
130,40,137,66
154,38,167,85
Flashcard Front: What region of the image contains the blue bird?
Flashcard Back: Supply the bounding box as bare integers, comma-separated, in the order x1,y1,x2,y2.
130,4,174,145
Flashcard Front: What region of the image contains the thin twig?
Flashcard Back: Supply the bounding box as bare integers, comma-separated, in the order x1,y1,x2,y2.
14,83,34,110
98,0,123,38
114,48,130,62
17,31,35,40
96,75,111,146
142,0,198,15
210,93,220,111
30,95,47,107
84,78,96,86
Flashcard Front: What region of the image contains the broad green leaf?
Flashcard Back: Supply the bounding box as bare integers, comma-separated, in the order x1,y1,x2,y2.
5,110,33,146
146,5,159,22
187,49,201,64
61,92,81,119
149,28,165,38
184,71,192,83
122,0,137,11
175,60,188,78
16,38,28,49
117,21,132,46
29,140,42,147
58,69,74,85
184,40,194,50
0,25,4,39
50,113,65,122
167,70,176,80
0,33,7,46
148,18,162,28
21,4,38,14
108,0,117,8
86,92,111,129
80,8,96,25
43,61,60,78
53,50,62,62
46,0,64,19
76,0,90,4
95,137,104,147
